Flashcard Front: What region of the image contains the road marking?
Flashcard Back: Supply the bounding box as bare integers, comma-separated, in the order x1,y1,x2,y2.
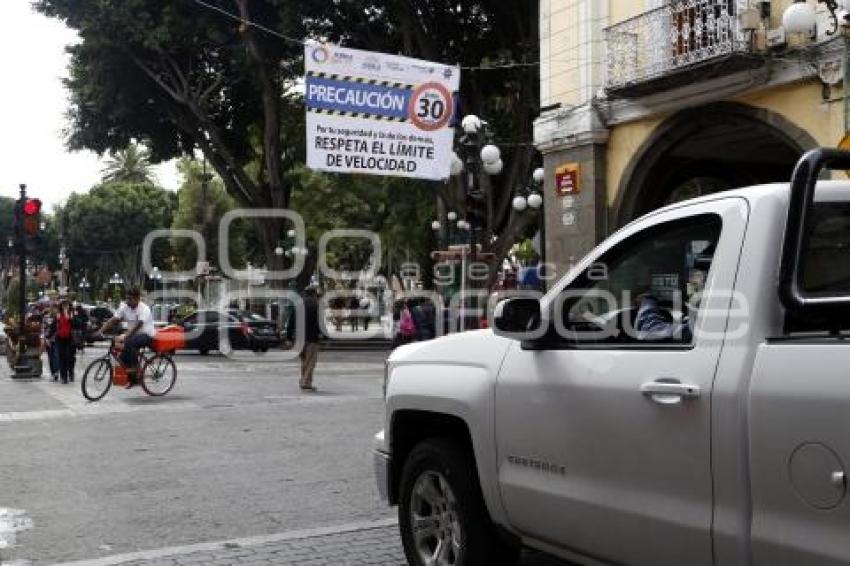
0,508,33,552
0,381,199,423
53,517,398,566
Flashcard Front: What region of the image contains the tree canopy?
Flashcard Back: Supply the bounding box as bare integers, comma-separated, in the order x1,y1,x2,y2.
170,158,247,271
55,182,177,290
101,144,157,184
36,0,540,287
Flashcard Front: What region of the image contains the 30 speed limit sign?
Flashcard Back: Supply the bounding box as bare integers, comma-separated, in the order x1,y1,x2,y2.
408,82,454,131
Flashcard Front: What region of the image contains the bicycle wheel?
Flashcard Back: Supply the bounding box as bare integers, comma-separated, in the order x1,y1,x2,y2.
82,358,113,401
141,354,177,396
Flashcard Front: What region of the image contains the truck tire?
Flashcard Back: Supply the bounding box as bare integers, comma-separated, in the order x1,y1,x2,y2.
398,438,519,566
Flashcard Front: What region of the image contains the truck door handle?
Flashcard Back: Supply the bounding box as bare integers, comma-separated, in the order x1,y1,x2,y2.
640,380,701,405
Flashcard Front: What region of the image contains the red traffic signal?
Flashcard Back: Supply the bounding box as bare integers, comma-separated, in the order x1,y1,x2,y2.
23,198,41,216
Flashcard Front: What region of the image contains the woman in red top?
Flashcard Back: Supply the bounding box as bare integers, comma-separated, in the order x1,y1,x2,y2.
52,300,77,384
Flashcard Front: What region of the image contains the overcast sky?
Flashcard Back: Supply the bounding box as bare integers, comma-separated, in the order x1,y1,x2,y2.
0,1,180,211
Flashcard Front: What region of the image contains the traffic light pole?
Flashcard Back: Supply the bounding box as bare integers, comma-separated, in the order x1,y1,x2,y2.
17,184,26,341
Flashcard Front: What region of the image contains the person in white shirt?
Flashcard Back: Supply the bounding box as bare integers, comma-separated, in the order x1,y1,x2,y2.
99,288,155,386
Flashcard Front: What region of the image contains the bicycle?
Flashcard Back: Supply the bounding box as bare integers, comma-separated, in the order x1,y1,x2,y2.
81,337,177,401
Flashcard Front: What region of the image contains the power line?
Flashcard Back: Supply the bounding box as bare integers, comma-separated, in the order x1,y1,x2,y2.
189,0,545,72
191,0,305,46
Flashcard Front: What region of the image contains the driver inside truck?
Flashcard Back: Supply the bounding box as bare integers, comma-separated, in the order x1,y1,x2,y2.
635,243,714,342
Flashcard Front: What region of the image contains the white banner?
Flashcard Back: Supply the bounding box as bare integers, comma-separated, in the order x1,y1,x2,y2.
304,43,460,181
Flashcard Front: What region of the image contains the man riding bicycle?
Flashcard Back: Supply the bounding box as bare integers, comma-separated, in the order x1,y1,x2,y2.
99,288,155,387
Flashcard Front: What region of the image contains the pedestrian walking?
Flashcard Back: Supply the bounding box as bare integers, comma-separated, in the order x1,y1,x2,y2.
42,303,60,381
394,300,418,347
416,300,437,341
359,296,371,331
349,296,359,331
286,286,322,392
51,301,77,384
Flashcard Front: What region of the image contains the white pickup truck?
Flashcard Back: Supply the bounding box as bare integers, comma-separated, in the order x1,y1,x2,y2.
374,149,850,566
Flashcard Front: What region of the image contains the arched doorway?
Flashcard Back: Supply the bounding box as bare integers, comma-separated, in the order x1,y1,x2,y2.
614,102,819,227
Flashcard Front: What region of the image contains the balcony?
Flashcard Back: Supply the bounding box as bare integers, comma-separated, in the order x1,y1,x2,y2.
605,1,763,96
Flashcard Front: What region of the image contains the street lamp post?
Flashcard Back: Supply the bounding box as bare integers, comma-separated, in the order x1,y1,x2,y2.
108,272,124,306
512,167,546,290
450,115,503,330
78,276,91,303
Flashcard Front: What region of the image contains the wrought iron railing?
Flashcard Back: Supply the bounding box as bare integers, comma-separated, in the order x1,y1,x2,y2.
605,0,746,90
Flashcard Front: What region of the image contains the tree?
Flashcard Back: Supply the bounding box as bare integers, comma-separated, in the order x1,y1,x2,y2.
0,196,16,246
170,158,247,271
311,1,541,288
36,0,307,276
38,0,539,289
291,168,436,287
101,143,157,184
55,182,177,293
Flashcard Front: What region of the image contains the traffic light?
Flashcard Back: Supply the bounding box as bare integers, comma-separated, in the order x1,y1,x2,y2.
14,197,42,254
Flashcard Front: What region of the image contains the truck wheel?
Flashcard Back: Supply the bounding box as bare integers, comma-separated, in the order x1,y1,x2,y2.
399,439,519,566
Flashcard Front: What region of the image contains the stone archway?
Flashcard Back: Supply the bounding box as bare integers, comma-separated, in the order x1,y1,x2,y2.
613,101,819,227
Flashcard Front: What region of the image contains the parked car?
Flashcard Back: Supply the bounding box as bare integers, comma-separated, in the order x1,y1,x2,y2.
181,309,280,355
81,305,119,343
375,149,850,566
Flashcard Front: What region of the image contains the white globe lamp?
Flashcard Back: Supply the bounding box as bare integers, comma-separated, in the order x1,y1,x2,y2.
480,144,501,164
527,193,544,209
461,115,482,134
431,220,441,231
512,196,528,212
533,167,545,184
483,158,504,175
447,211,458,222
783,1,817,34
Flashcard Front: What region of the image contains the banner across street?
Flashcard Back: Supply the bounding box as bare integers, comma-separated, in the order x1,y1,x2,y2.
304,42,460,180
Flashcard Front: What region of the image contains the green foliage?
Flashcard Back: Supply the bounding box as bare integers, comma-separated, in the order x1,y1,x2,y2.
37,0,540,286
291,168,435,282
101,143,157,184
170,158,247,270
511,238,538,266
55,181,177,289
35,0,304,196
0,196,16,246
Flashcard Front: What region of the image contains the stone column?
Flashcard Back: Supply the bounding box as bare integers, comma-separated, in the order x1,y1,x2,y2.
534,105,609,282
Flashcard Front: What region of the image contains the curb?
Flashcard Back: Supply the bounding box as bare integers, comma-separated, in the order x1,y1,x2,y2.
53,517,399,566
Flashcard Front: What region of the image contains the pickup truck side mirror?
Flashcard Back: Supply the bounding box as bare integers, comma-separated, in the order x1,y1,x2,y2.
493,298,546,341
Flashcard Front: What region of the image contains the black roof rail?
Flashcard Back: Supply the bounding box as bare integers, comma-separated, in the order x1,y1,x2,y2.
779,148,850,318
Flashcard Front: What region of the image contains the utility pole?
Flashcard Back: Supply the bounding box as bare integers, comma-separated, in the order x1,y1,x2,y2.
17,185,26,341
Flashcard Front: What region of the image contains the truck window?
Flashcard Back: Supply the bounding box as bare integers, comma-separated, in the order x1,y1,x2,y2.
802,203,850,295
557,214,722,345
786,202,850,332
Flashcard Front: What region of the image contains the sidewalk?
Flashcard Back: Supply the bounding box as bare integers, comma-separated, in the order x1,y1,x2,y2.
53,519,571,566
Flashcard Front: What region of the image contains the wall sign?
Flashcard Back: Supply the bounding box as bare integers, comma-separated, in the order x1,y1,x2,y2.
555,163,581,196
304,43,460,180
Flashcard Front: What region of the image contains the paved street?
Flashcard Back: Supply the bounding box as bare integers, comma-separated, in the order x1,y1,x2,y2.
0,346,568,566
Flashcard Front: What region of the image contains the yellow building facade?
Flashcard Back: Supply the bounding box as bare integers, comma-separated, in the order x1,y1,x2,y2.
537,0,849,277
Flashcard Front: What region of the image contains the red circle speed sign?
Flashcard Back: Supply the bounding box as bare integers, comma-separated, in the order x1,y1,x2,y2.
408,82,454,131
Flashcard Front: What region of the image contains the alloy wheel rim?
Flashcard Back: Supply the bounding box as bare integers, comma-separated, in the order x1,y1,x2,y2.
410,471,462,566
